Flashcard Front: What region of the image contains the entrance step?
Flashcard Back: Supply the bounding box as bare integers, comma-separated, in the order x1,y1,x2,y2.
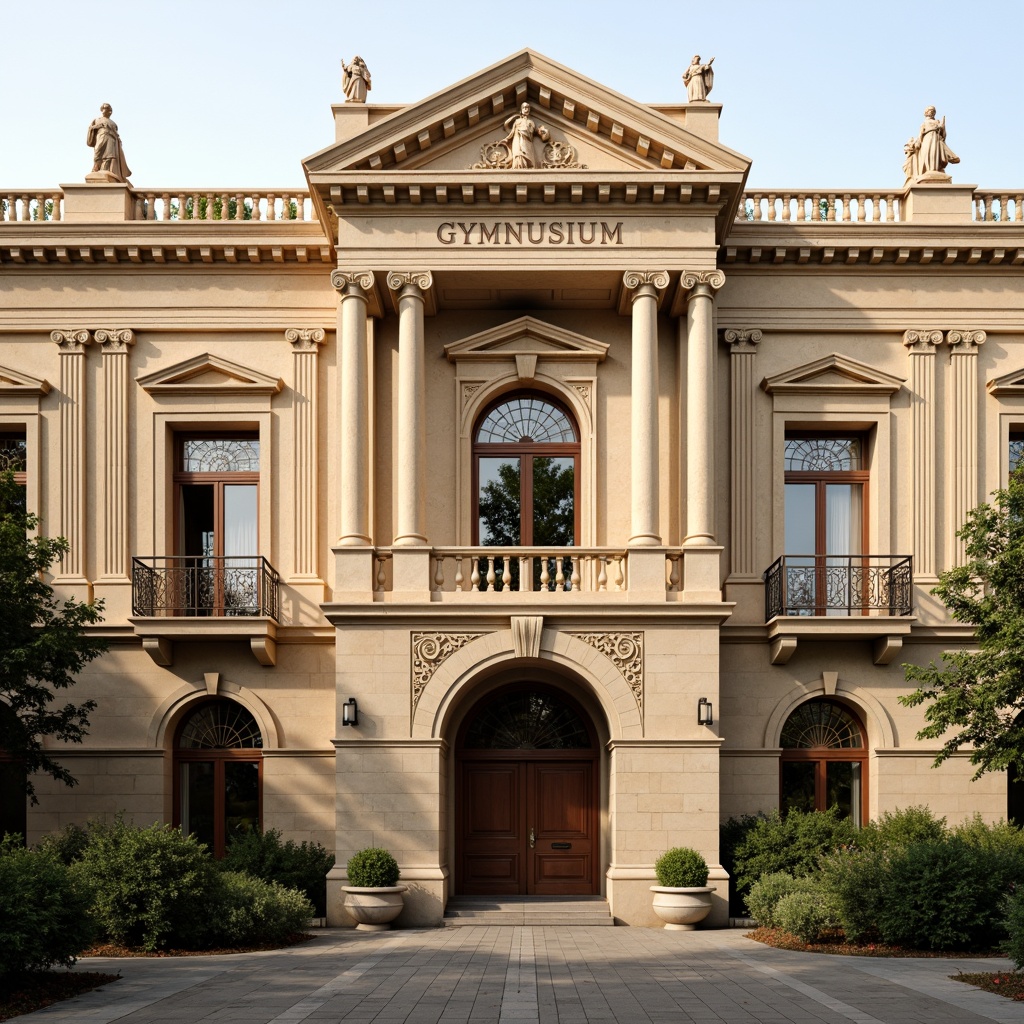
443,895,614,927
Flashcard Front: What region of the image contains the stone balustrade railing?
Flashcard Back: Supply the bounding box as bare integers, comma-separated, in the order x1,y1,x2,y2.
974,192,1023,223
739,192,904,223
131,190,314,222
2,192,65,221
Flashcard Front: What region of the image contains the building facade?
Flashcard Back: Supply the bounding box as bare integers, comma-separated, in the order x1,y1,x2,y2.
2,50,1023,927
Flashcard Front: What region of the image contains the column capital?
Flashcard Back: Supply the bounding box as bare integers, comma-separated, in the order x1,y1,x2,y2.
723,328,762,353
330,268,375,294
285,327,327,351
51,329,92,352
947,329,987,352
681,269,726,297
95,328,136,351
902,329,943,352
623,270,670,295
386,270,433,294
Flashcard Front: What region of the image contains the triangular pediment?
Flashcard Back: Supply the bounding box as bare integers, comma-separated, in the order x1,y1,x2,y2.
988,368,1024,396
137,353,284,396
0,364,50,395
445,316,609,364
761,354,905,396
305,49,749,184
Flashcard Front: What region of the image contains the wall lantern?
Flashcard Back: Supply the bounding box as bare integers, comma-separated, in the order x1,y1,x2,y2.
697,697,714,726
342,697,359,727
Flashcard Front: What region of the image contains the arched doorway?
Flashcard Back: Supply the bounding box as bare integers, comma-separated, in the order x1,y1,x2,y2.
455,684,599,895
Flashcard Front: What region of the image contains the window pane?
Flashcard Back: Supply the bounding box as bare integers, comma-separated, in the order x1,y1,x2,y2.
781,762,816,815
1011,436,1024,474
182,438,259,473
785,484,815,554
224,761,260,843
826,761,861,826
780,700,864,749
476,398,576,443
825,484,861,556
178,702,263,749
785,437,861,471
223,485,257,557
180,761,215,850
0,435,27,474
478,457,521,545
531,457,574,547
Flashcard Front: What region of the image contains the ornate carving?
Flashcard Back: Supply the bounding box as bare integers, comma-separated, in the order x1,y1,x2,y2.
462,382,483,406
285,328,326,350
341,56,371,103
330,269,375,293
904,106,959,180
95,329,136,351
622,270,670,292
51,329,91,352
471,102,586,170
569,632,644,712
724,328,762,353
571,383,592,405
471,139,587,171
947,329,987,352
902,329,943,352
386,271,434,293
86,103,131,182
683,55,715,102
411,632,486,713
681,269,726,293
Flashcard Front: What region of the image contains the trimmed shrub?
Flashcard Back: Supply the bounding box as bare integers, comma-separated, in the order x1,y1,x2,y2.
72,818,219,951
346,847,400,887
858,806,947,851
952,814,1024,853
818,848,887,943
210,871,314,946
774,888,837,943
0,836,97,975
744,871,816,928
654,847,709,887
1002,886,1024,969
35,821,93,865
222,829,335,916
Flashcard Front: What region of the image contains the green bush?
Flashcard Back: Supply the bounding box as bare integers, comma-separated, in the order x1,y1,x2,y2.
818,847,887,943
732,807,856,892
35,821,93,865
346,848,400,887
210,871,313,946
744,871,816,928
720,814,765,916
774,887,837,943
0,836,97,975
222,829,335,916
858,806,947,851
952,814,1024,853
72,818,219,951
1002,886,1024,969
654,847,708,887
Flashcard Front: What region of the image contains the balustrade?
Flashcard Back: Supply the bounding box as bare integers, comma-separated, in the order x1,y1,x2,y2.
132,555,280,619
738,192,903,223
130,190,314,221
973,192,1023,223
1,192,63,221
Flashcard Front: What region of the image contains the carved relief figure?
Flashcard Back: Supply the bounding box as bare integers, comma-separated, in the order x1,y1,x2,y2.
502,103,550,169
916,106,959,176
683,55,715,102
342,56,371,103
86,103,131,181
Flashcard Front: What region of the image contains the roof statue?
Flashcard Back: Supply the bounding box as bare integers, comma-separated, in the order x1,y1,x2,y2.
683,55,715,102
904,106,960,182
342,56,371,103
85,103,131,182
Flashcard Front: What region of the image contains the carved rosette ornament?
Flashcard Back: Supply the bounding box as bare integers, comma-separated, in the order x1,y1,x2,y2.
50,329,92,352
947,329,987,352
902,329,943,352
285,328,326,351
411,632,487,713
724,328,762,353
681,269,726,295
95,329,135,351
569,632,644,713
622,270,671,293
330,269,375,294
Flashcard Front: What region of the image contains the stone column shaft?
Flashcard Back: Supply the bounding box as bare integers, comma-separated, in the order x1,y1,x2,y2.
725,328,761,575
947,330,986,567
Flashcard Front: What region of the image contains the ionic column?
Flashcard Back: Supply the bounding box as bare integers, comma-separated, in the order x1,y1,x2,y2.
682,271,726,545
946,329,987,566
331,270,375,546
623,270,669,546
724,328,762,576
902,329,943,578
95,329,135,580
387,271,433,546
50,329,92,582
286,327,326,577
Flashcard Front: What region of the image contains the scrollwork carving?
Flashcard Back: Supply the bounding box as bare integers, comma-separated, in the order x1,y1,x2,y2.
95,329,136,351
902,329,943,352
569,631,644,713
386,271,434,294
947,329,987,352
462,382,483,406
622,270,670,292
285,328,326,350
724,328,762,352
681,270,726,294
471,139,588,170
330,269,375,294
411,632,487,714
51,329,92,352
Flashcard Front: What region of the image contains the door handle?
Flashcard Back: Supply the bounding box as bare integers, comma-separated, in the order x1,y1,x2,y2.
529,828,535,848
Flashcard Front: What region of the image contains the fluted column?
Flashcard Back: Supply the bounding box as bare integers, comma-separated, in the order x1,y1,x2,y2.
286,327,326,577
682,271,726,545
388,271,433,546
51,329,92,582
946,329,986,566
331,270,375,546
96,329,135,580
623,270,669,546
724,328,762,576
902,329,943,578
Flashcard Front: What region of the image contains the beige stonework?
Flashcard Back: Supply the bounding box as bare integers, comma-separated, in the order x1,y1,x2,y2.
1,49,1022,928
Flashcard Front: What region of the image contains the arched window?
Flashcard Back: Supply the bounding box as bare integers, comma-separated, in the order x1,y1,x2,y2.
174,699,262,857
780,699,867,826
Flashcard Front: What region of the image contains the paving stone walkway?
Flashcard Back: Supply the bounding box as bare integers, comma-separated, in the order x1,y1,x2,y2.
23,927,1024,1024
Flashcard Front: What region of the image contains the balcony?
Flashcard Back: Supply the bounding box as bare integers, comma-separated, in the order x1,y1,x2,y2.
762,554,914,666
130,556,280,667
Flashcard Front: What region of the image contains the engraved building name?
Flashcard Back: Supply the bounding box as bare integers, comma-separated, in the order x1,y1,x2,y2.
437,221,624,246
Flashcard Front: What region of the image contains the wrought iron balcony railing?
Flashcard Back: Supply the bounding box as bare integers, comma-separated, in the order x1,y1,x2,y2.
763,554,913,620
132,556,280,619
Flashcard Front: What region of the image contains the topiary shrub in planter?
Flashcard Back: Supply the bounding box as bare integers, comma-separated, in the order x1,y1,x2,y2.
650,847,713,930
343,848,406,931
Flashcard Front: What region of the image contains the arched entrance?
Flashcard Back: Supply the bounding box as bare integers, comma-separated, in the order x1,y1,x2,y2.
455,684,599,896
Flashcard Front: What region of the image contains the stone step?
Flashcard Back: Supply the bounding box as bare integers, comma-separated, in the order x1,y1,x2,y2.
443,896,614,927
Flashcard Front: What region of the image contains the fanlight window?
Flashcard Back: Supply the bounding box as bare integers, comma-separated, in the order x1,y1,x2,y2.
182,438,260,473
785,437,861,472
476,397,576,444
463,691,592,749
178,701,262,749
780,700,863,749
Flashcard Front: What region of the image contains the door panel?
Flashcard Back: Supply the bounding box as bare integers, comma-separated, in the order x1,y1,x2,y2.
529,762,595,894
459,763,524,894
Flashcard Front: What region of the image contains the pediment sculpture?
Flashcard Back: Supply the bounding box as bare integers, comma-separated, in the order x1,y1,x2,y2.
471,102,586,170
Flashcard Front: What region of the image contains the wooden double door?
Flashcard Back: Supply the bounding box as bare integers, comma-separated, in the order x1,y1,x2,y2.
457,753,598,895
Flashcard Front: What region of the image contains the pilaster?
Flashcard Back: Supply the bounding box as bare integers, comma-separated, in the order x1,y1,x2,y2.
946,329,986,567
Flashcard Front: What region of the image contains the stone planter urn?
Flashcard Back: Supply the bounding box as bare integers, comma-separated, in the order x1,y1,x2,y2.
649,886,715,929
342,885,408,930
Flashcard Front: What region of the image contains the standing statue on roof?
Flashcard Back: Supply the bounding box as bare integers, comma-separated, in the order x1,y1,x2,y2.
683,55,715,102
915,106,959,177
86,103,131,182
342,56,372,103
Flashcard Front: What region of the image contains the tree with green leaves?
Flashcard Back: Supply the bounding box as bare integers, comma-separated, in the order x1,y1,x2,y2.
0,472,106,801
901,469,1024,777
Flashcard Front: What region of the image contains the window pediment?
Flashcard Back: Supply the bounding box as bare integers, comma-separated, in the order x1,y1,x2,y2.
445,316,609,372
0,364,50,395
761,354,904,396
987,368,1024,396
137,353,284,396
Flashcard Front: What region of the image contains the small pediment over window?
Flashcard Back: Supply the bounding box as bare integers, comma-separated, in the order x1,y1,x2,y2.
445,316,609,365
761,354,904,396
137,354,284,396
987,369,1024,397
0,365,50,395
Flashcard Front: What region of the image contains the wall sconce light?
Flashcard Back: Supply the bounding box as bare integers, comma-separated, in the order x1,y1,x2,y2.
342,697,359,727
697,697,713,726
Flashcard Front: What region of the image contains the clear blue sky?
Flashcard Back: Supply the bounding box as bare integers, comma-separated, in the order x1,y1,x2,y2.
4,0,1015,190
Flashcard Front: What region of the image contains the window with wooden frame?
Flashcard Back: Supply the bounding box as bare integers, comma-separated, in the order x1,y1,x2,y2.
1010,431,1024,475
0,430,27,511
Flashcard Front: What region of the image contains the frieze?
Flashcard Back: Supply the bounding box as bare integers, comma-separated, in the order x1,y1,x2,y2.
411,632,487,715
436,221,623,247
569,631,644,714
